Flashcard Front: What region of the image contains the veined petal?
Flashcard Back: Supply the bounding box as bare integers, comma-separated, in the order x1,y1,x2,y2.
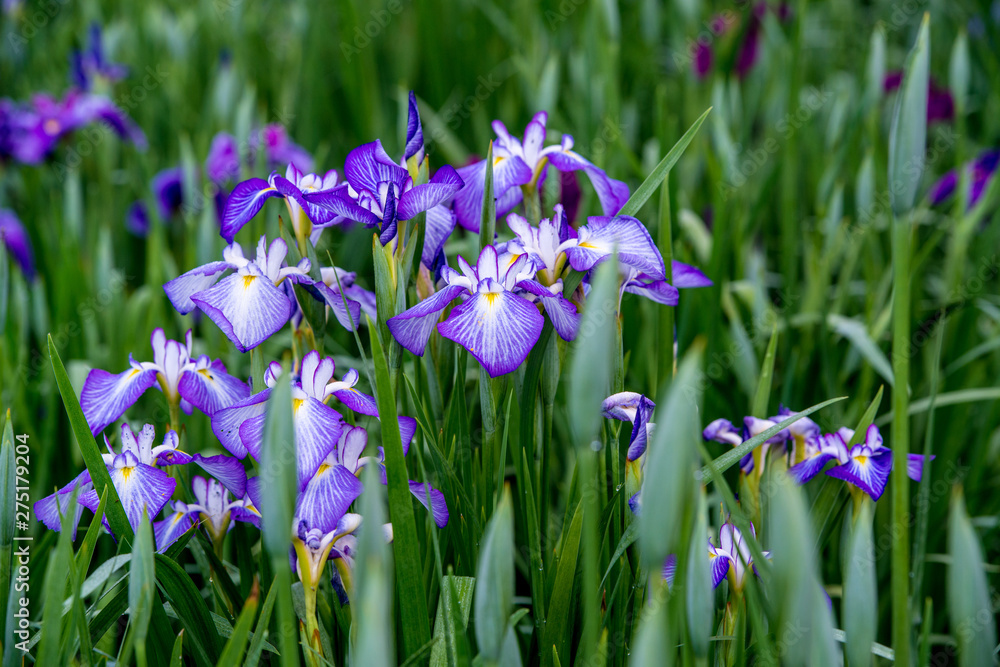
826,447,893,501
81,367,159,435
298,463,364,535
408,481,449,528
307,282,362,331
422,204,457,267
294,396,344,487
111,462,176,530
623,279,679,306
190,453,248,498
662,554,678,587
211,390,271,458
386,284,467,356
396,166,464,221
330,387,416,454
239,414,267,460
34,470,92,539
221,178,282,242
710,551,732,588
344,140,409,194
437,287,544,378
671,260,713,288
154,509,196,552
547,149,630,216
178,359,250,415
568,216,665,278
303,190,382,227
192,272,292,352
404,91,424,161
453,157,532,232
516,279,579,341
787,452,837,484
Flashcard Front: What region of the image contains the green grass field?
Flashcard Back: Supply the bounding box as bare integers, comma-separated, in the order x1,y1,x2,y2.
1,0,998,665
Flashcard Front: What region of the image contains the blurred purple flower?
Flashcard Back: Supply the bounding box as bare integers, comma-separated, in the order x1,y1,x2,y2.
251,124,313,173
206,132,241,184
0,208,35,281
693,41,713,79
125,201,150,237
152,167,185,219
928,148,1000,209
884,71,954,124
70,23,128,91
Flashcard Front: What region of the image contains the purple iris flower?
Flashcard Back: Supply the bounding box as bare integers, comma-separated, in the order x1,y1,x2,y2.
693,41,713,79
0,208,36,281
211,351,417,487
709,519,769,591
703,417,789,475
452,111,630,232
221,164,344,244
125,201,150,237
205,132,241,185
306,265,377,331
787,424,933,501
928,149,1000,209
35,424,244,539
61,91,147,148
387,245,544,378
603,391,656,513
305,140,464,246
70,23,128,91
152,167,185,219
403,90,424,164
80,328,250,435
163,235,312,352
250,123,314,173
154,473,254,551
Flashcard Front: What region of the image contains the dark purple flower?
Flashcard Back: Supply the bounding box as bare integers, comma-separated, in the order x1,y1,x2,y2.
693,41,713,79
125,201,150,237
70,23,128,91
152,167,185,219
251,124,313,173
205,132,241,184
928,149,1000,209
403,91,424,164
0,208,35,281
735,14,762,78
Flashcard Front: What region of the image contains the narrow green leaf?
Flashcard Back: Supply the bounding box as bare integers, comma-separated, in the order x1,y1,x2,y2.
36,489,77,667
130,511,157,664
154,554,222,665
245,578,279,667
367,314,431,654
598,521,638,592
628,585,671,667
474,487,514,662
541,500,582,667
700,396,845,479
74,487,109,577
351,464,395,667
847,386,884,449
217,579,260,667
48,335,133,544
888,14,930,216
430,575,475,667
0,412,14,620
640,344,704,567
617,107,712,217
875,387,1000,425
170,631,185,667
750,325,778,417
947,487,997,666
843,501,878,667
567,255,619,447
828,315,894,388
686,485,713,658
949,30,970,113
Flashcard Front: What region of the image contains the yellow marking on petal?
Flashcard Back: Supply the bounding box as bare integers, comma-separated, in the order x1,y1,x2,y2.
198,369,214,381
316,463,330,476
484,292,499,308
120,467,134,483
128,368,140,378
292,398,304,413
578,241,599,249
855,455,868,466
242,275,257,290
494,156,505,166
172,512,185,525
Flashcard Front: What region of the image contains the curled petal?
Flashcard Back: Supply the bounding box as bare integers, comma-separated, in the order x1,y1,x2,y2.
344,140,409,195
163,261,232,315
396,166,464,221
211,390,271,458
386,284,467,356
190,453,248,498
220,178,282,243
547,149,630,216
81,367,159,435
178,360,250,415
408,481,449,528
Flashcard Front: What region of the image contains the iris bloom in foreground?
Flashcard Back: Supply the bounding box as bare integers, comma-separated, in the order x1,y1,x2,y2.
164,235,311,352
80,328,249,435
387,245,544,378
709,519,769,591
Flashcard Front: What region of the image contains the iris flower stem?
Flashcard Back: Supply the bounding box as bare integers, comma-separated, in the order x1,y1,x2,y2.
890,210,912,663
524,185,542,226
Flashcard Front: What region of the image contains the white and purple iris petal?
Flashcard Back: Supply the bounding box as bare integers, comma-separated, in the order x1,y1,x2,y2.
182,236,311,352
564,215,665,279
601,391,656,462
84,449,176,531
33,469,93,539
80,328,250,435
325,368,417,454
541,133,631,217
671,260,714,288
454,153,532,233
514,278,580,342
824,427,894,501
712,521,765,591
153,502,197,552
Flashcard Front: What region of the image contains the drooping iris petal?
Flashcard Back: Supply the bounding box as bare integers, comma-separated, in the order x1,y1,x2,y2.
566,216,665,279
81,367,159,435
110,462,177,530
154,509,196,551
220,178,282,242
627,397,655,462
437,285,544,378
671,260,713,288
516,279,580,341
453,156,533,232
396,166,464,221
423,204,457,267
623,278,679,306
787,452,837,484
546,150,630,217
825,447,893,501
177,359,250,415
190,453,248,498
298,463,365,534
163,261,232,315
710,551,732,588
404,91,424,162
307,282,363,331
211,390,271,458
408,481,449,528
345,140,409,195
292,396,344,486
386,284,467,356
191,271,292,352
33,470,92,539
907,453,934,482
303,190,382,227
378,185,399,246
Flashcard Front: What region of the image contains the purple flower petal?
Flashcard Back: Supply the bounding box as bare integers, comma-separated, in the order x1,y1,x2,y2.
344,140,409,195
624,278,679,305
81,366,159,435
404,91,424,162
206,132,240,184
154,509,196,551
191,271,292,352
297,463,364,534
711,552,731,588
787,452,837,484
220,178,282,243
293,397,344,487
163,260,231,315
907,453,935,482
33,470,92,539
303,190,382,227
111,462,176,530
422,204,457,267
516,279,580,341
437,286,544,378
0,209,36,280
396,166,464,221
547,150,630,217
190,453,248,498
387,284,467,356
308,282,363,331
567,216,665,279
662,554,678,586
826,447,893,502
453,156,533,232
211,390,271,458
330,385,416,455
671,260,713,288
177,358,250,415
409,481,449,528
